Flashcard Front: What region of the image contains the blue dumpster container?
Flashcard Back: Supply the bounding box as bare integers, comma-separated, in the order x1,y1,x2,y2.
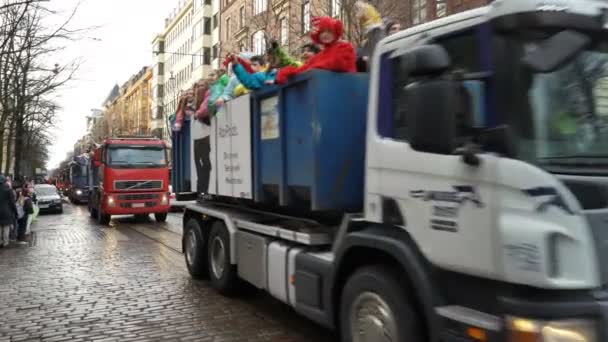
252,70,369,212
171,117,192,194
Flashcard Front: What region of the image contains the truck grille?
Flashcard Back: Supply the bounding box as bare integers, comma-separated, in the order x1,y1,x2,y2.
114,180,163,191
119,202,156,208
118,194,160,201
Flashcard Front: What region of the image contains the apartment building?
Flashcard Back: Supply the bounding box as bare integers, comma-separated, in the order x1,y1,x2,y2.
150,0,221,141
98,67,153,139
219,0,487,58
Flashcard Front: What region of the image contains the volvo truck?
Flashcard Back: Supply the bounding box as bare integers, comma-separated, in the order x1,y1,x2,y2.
88,136,171,225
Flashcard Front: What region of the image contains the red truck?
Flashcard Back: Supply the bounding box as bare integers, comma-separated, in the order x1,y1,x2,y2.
87,136,170,225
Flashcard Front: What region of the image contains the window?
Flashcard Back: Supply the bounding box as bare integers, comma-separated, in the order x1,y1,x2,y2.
204,17,211,35
226,17,231,40
377,28,481,141
436,0,447,18
205,0,211,5
302,1,311,33
157,84,164,99
193,48,203,69
412,0,427,25
331,0,341,18
253,0,267,15
280,17,288,46
157,62,164,76
252,30,265,55
239,6,245,28
203,47,211,65
212,44,218,59
239,39,248,51
213,14,218,29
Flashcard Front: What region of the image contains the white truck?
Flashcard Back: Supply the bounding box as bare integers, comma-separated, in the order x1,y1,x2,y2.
181,0,608,340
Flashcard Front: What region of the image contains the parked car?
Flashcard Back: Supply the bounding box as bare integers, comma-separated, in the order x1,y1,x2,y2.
34,184,63,214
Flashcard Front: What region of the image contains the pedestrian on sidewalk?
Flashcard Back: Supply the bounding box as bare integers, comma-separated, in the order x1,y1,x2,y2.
16,185,34,245
0,175,18,247
5,176,18,242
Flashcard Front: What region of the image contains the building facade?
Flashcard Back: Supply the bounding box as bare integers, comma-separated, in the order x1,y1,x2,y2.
219,0,488,58
150,0,221,142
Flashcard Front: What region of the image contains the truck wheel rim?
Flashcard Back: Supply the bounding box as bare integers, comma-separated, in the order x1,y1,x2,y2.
350,292,398,342
211,236,225,279
185,230,197,267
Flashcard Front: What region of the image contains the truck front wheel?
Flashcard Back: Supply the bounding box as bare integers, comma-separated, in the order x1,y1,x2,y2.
340,266,423,342
184,218,208,279
207,221,240,295
154,213,167,223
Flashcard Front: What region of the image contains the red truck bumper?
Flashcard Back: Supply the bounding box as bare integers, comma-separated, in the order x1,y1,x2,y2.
101,192,171,216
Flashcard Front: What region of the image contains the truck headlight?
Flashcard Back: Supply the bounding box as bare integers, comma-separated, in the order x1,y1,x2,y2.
107,195,115,207
508,317,596,342
76,189,83,195
161,194,168,205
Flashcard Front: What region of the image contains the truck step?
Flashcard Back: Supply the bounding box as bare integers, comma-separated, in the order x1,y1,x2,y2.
187,201,335,246
236,220,333,246
436,306,501,332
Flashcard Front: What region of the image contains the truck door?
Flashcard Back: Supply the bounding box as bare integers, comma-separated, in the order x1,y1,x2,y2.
368,26,502,279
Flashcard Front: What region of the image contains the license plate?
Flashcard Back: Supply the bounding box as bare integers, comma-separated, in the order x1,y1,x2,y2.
132,203,145,208
39,204,49,209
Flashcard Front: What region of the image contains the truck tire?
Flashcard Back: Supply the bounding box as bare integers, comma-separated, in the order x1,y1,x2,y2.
97,206,111,226
340,265,423,342
154,213,167,223
184,218,208,279
207,221,240,295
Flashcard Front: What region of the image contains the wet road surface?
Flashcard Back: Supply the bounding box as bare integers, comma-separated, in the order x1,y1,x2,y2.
0,202,334,342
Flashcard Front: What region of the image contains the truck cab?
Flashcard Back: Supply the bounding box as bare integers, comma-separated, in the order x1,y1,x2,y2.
181,0,608,340
67,154,90,204
88,136,170,225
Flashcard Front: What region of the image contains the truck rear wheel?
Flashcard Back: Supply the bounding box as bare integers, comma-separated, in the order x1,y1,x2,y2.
340,265,423,342
184,218,208,279
154,213,167,223
207,221,240,295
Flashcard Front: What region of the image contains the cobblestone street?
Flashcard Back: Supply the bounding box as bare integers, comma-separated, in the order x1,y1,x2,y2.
0,202,334,342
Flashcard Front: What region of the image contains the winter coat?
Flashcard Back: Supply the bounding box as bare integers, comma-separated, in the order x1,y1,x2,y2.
221,75,241,102
207,74,230,116
0,182,17,226
233,64,278,90
276,17,356,84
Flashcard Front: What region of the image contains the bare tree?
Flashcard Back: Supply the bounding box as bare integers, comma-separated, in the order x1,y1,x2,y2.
0,0,81,179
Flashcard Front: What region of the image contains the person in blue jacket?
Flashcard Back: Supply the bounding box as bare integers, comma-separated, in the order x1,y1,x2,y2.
232,55,275,90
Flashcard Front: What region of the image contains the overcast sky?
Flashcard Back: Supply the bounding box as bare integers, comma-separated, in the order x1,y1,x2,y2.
46,0,177,169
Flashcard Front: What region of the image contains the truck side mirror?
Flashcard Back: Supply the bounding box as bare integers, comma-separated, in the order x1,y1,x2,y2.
398,44,451,77
399,45,457,155
405,79,459,154
92,149,102,167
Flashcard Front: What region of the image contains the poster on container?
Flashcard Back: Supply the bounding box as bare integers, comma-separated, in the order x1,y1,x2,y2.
189,95,252,200
215,106,232,197
225,95,252,199
189,112,217,196
260,96,279,140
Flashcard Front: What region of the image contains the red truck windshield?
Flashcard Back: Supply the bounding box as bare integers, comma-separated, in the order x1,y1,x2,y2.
107,147,167,168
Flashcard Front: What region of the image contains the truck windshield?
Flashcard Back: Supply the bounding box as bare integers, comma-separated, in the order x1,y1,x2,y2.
495,30,608,172
107,147,167,168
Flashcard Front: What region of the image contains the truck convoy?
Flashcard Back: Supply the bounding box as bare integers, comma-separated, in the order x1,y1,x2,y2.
174,0,608,340
66,154,90,204
87,136,171,225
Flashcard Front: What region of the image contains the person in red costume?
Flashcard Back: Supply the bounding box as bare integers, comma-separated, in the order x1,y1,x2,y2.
276,16,356,84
